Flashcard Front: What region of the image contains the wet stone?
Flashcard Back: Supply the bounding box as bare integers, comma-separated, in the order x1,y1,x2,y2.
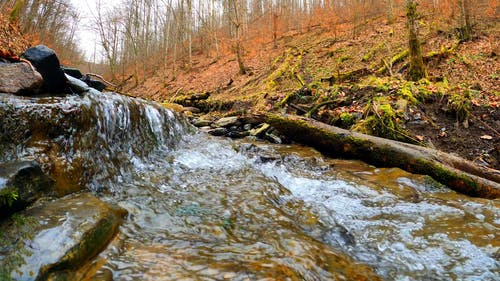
243,123,253,131
0,193,126,281
227,131,248,139
61,66,83,79
264,132,282,144
21,45,68,94
207,127,228,136
0,161,54,218
192,118,213,127
213,116,240,128
66,74,90,94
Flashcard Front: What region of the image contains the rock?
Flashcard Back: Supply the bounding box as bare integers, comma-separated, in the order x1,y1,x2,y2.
0,62,43,95
227,131,248,139
0,193,126,281
264,132,282,144
21,45,68,94
66,74,90,94
213,116,240,128
183,106,201,114
82,75,106,91
207,127,228,136
61,66,83,79
0,161,55,217
199,126,212,132
192,117,213,127
243,123,253,131
250,123,271,137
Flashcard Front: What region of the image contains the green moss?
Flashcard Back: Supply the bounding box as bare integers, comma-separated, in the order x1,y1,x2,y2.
377,49,409,74
0,187,19,207
362,43,385,62
339,112,355,128
447,91,471,122
353,99,412,142
0,214,39,279
362,76,390,92
338,56,352,63
398,82,418,104
266,48,305,91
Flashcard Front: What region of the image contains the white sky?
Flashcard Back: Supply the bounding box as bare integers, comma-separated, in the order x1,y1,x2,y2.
70,0,121,61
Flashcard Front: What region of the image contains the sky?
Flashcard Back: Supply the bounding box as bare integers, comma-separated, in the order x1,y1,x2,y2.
70,0,121,60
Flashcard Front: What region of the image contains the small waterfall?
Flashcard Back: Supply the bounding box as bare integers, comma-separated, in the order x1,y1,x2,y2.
0,90,191,194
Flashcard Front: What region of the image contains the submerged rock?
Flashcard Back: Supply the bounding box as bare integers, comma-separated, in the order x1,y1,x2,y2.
0,161,54,217
21,45,67,94
0,193,126,281
0,62,43,95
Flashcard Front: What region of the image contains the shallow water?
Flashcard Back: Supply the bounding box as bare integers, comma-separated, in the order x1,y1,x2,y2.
93,133,499,281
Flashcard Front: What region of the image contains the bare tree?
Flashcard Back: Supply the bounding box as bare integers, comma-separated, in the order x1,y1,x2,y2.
406,0,427,81
227,0,247,75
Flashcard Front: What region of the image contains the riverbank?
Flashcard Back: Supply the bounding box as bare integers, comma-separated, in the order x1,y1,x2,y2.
130,16,499,171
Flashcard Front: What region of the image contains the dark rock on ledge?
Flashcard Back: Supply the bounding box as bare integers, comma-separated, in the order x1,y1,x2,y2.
62,66,83,79
21,45,68,94
82,74,106,91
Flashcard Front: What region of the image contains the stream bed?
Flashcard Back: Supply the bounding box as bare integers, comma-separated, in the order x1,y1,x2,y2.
1,91,498,280
93,133,499,280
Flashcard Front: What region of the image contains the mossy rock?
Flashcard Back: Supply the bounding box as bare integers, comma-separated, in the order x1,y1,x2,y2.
0,161,55,218
0,193,126,280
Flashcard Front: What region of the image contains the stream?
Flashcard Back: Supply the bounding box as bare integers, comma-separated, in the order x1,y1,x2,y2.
1,91,498,280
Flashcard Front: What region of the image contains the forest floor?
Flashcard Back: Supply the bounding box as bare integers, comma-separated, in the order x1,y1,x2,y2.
130,16,499,170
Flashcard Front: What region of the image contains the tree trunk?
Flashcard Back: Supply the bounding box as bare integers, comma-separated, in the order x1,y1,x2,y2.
406,0,427,81
458,0,472,41
266,114,500,199
229,0,246,75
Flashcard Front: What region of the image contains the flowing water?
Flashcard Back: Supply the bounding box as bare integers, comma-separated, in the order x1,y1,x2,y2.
0,91,498,280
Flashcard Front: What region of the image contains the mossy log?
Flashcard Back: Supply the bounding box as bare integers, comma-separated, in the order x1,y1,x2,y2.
266,114,500,199
376,50,409,74
321,68,371,85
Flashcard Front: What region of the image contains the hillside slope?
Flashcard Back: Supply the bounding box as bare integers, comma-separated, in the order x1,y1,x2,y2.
131,17,499,169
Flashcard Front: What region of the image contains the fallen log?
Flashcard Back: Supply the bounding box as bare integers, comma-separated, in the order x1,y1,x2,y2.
266,114,500,199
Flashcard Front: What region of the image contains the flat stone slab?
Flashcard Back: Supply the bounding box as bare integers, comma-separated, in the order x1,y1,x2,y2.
0,193,126,280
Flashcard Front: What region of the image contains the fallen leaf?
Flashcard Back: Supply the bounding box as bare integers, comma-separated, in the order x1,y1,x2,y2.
416,135,424,141
480,135,493,140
